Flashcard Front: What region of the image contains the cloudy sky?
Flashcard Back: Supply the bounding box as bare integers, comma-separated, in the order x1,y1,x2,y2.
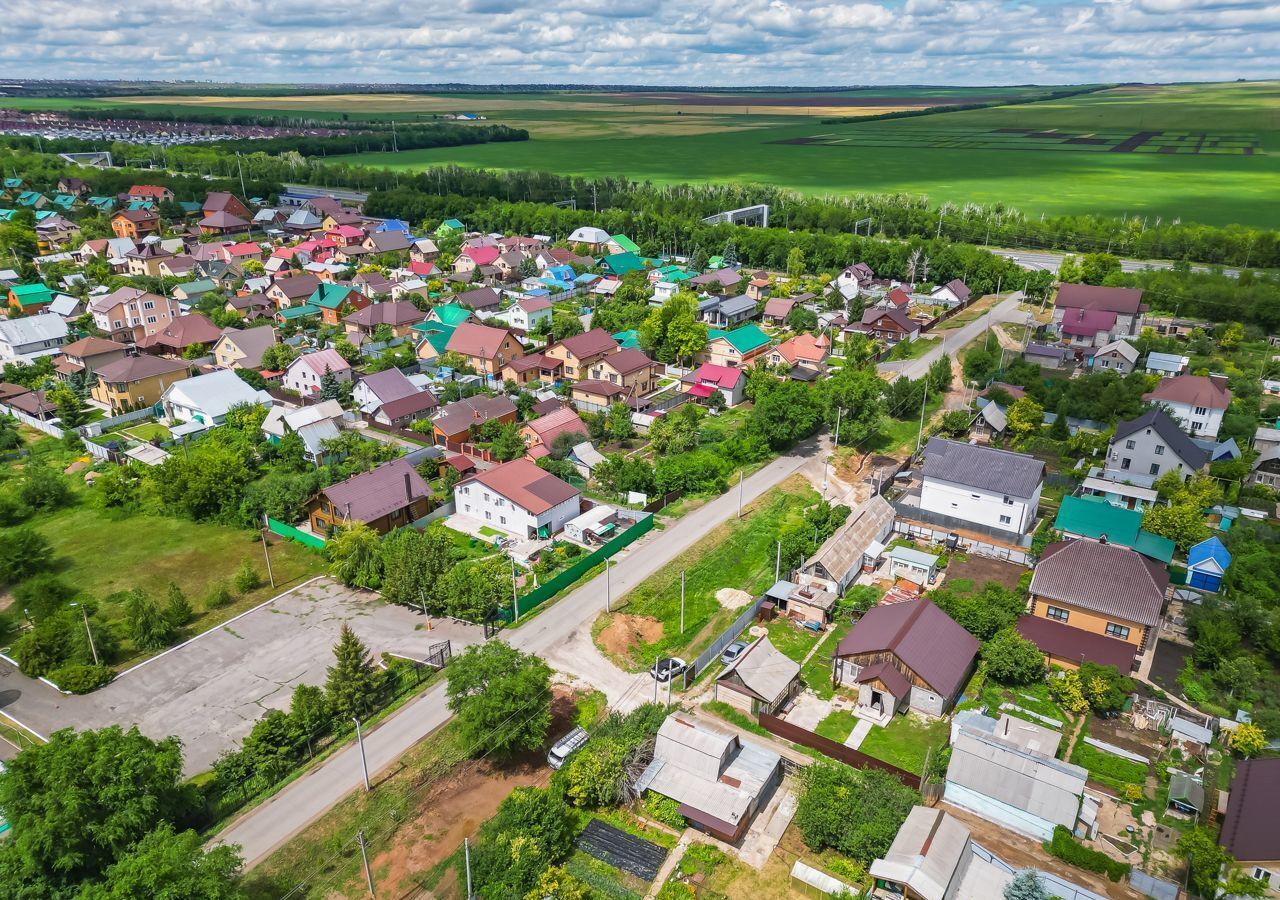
2,0,1277,85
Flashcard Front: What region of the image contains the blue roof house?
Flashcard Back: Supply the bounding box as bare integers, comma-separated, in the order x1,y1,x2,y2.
1186,536,1230,592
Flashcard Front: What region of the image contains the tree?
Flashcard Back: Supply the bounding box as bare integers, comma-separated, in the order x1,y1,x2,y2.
1226,721,1266,758
0,526,53,585
785,305,818,332
489,422,526,462
50,382,89,429
380,526,455,610
19,465,72,511
820,366,886,446
471,787,575,899
962,348,999,385
326,523,384,589
442,557,509,621
930,582,1027,640
640,293,706,365
0,726,194,891
605,402,634,442
794,763,916,864
984,628,1045,685
524,867,589,900
1219,321,1245,350
1004,871,1050,900
749,380,821,449
79,824,246,900
927,353,953,395
1006,396,1045,438
1177,826,1267,900
318,366,342,401
164,583,193,627
446,642,552,758
324,624,383,723
259,342,297,371
124,589,177,651
1143,503,1211,554
786,246,806,281
940,409,971,436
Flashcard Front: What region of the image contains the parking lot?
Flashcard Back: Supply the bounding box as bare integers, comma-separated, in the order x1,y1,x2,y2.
0,578,482,774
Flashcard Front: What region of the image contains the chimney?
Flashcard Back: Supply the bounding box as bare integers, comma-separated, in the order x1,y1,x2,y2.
1099,533,1109,544
404,471,413,501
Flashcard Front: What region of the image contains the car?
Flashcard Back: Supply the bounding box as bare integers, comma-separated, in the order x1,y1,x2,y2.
649,657,687,683
547,726,590,770
720,641,748,666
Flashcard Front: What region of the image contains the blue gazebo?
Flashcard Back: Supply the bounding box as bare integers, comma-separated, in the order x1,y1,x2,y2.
1187,536,1231,592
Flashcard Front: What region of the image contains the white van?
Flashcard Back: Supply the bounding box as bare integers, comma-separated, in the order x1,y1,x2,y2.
547,726,590,770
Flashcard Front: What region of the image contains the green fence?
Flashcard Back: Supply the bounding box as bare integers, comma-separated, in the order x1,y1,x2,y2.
266,517,327,551
502,513,654,621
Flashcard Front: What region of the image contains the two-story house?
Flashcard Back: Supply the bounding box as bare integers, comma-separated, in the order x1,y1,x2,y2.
89,287,180,344
91,355,191,413
342,301,426,339
212,325,278,371
437,322,525,375
500,296,552,333
697,324,772,369
307,458,432,536
1052,283,1145,340
585,348,660,397
918,438,1044,536
0,314,69,364
54,336,128,384
1107,408,1210,481
453,457,581,539
282,348,353,396
111,209,160,240
544,329,619,380
1143,373,1232,439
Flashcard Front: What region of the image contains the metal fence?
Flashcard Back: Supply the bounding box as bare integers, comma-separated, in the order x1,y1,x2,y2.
687,595,767,680
266,516,327,550
889,501,1035,548
757,713,921,789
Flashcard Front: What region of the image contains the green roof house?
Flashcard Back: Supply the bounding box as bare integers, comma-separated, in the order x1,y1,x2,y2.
16,191,46,208
426,303,472,327
436,218,465,236
612,329,641,350
1052,495,1175,564
709,323,771,355
608,234,641,255
600,252,647,277
87,196,116,212
414,322,457,357
7,283,56,312
275,304,322,322
2,178,22,191
172,279,218,302
707,255,726,270
51,194,76,211
178,201,202,215
307,283,360,311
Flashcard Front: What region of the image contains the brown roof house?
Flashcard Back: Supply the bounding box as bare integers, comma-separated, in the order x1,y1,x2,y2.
544,329,619,380
91,355,191,414
766,333,830,373
851,307,920,345
431,322,524,375
453,457,582,539
1143,373,1232,440
54,337,128,382
212,325,278,371
833,596,979,724
136,313,223,357
343,301,426,339
520,407,588,459
1220,757,1280,890
713,636,801,716
1053,283,1145,339
582,347,660,398
432,394,518,446
306,458,432,537
1025,539,1167,670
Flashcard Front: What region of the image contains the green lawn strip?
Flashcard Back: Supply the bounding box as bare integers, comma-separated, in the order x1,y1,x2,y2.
997,680,1068,724
564,851,645,900
798,622,851,700
856,715,950,776
815,710,858,744
590,809,679,850
763,619,823,663
574,689,608,729
869,394,944,455
601,478,816,670
702,700,773,739
888,336,939,362
1069,740,1149,792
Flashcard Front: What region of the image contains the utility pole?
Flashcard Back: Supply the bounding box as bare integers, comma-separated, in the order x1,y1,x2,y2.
260,514,275,588
775,541,781,582
653,655,660,703
834,405,843,446
680,570,685,634
511,557,519,623
236,152,246,199
391,120,398,153
353,717,370,792
70,603,98,666
737,469,744,519
464,837,474,899
357,831,375,897
606,558,612,612
916,375,929,454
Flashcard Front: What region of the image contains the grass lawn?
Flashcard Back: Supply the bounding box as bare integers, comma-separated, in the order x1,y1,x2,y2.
30,503,325,667
888,336,938,362
869,393,943,456
1070,740,1149,792
799,621,851,700
815,709,858,744
440,525,502,561
763,618,823,664
857,715,950,776
122,422,171,442
477,525,504,538
596,475,816,670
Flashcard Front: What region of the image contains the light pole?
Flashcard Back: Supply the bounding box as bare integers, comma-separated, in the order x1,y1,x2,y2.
353,717,370,792
606,558,612,612
69,603,98,666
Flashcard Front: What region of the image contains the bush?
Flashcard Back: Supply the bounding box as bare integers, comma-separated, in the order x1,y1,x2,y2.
642,791,686,829
233,559,261,593
47,663,115,694
204,580,233,609
13,574,76,621
1045,826,1130,881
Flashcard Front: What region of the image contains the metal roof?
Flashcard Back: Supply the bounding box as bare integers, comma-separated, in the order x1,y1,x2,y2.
1029,540,1168,627
836,597,979,698
717,636,800,706
921,437,1044,498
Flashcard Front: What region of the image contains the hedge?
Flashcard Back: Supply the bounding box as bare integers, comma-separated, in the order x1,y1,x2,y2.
1045,826,1131,882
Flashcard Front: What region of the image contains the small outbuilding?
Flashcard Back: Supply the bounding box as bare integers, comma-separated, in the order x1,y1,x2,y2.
714,636,801,716
886,545,940,587
1186,536,1230,592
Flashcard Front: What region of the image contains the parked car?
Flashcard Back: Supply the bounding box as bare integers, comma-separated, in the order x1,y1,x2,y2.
650,657,687,683
720,641,748,666
547,726,590,770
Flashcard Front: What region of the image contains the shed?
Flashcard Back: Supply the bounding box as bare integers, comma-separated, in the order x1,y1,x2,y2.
1168,771,1205,815
1186,536,1230,592
886,545,940,586
715,636,801,716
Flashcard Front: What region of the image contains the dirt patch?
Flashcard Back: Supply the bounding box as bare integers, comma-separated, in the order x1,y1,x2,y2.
716,588,755,610
836,450,900,484
1088,715,1162,759
946,555,1029,591
598,613,664,658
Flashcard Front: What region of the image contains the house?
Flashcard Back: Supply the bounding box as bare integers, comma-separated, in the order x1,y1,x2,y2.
432,394,518,446
1057,308,1118,348
91,355,191,414
1053,283,1145,338
930,278,971,308
342,301,426,339
282,348,353,396
500,295,552,333
225,292,275,322
680,363,747,407
54,337,128,383
918,438,1044,536
584,348,660,397
363,230,411,255
136,313,222,356
520,407,588,458
885,545,940,586
453,245,500,274
128,185,174,203
944,712,1091,841
111,209,160,240
699,294,756,329
797,495,895,594
1015,614,1138,673
353,367,420,415
876,287,913,311
0,313,69,363
566,226,611,250
571,379,633,410
410,238,439,262
161,369,271,426
1145,351,1190,377
834,596,979,722
1027,539,1168,665
1023,342,1072,369
869,806,1108,900
453,287,504,315
766,333,830,374
124,242,173,278
199,210,251,236
1107,408,1209,479
1186,536,1230,592
171,278,217,303
714,636,801,716
262,400,345,466
352,271,394,298
501,352,563,386
761,296,796,325
89,287,181,343
306,283,369,327
688,267,743,294
636,715,781,844
6,390,57,421
212,326,278,371
745,275,772,303
266,273,321,309
763,580,837,627
1219,757,1280,895
454,457,581,539
1052,496,1175,564
372,389,439,429
1143,373,1232,439
538,328,618,380
436,322,524,374
1090,339,1138,374
308,459,432,537
699,324,771,369
7,283,56,314
854,307,920,345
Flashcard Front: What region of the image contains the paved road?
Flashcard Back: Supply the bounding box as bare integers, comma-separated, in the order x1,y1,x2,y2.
214,434,828,868
991,248,1241,279
877,295,1027,382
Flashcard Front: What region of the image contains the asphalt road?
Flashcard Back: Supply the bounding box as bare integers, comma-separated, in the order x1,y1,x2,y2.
877,295,1027,382
991,248,1241,279
214,434,828,868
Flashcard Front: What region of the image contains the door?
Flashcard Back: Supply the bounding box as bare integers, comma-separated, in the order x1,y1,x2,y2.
870,690,884,712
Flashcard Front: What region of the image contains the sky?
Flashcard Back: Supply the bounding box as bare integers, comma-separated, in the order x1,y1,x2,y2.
1,0,1278,85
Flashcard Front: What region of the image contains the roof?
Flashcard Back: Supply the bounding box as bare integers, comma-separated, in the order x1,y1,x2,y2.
174,278,216,296
1059,307,1118,337
8,283,54,305
836,597,979,697
307,283,359,311
1144,374,1232,410
524,407,588,444
609,234,641,253
1145,352,1189,373
684,363,744,390
343,301,425,328
454,287,503,310
1030,540,1169,627
860,306,917,333
1220,758,1280,861
358,367,419,405
868,806,972,900
323,458,430,523
459,457,579,515
162,369,267,420
0,313,68,346
433,394,517,437
718,636,799,705
429,304,473,326
711,294,756,318
572,379,628,399
770,334,828,365
1016,615,1137,671
217,325,277,369
1055,283,1144,314
855,659,912,697
376,389,439,422
1113,408,1210,469
1094,339,1138,364
803,494,895,583
136,313,222,350
290,348,351,377
94,354,191,383
7,390,55,417
762,296,797,318
515,295,552,314
199,210,249,229
921,437,1044,498
445,322,516,360
1052,496,1175,564
939,278,971,302
1168,771,1205,812
553,328,618,360
601,347,655,376
1024,342,1070,360
689,267,743,287
1187,536,1230,572
61,336,125,358
460,245,500,266
568,226,610,244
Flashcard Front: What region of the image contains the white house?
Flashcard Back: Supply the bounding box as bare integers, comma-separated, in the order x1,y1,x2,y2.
1142,374,1231,439
929,278,971,308
499,295,553,332
453,457,581,539
282,348,352,397
161,369,271,426
0,313,69,363
919,438,1044,536
566,226,610,250
352,367,418,415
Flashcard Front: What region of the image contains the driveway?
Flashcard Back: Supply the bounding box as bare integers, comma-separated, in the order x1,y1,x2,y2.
990,247,1240,279
0,578,482,775
877,295,1028,382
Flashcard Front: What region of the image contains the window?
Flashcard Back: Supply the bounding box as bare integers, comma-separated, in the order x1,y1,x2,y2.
143,300,154,310
1106,623,1131,639
1252,869,1272,885
1154,444,1164,456
999,515,1012,525
1149,463,1160,475
1046,606,1070,622
1003,496,1014,505
500,516,506,525
484,511,492,521
1194,406,1208,416
1121,458,1131,470
1125,439,1136,450
145,316,156,324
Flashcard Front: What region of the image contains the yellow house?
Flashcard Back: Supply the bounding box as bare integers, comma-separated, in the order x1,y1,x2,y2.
543,329,619,380
91,355,192,413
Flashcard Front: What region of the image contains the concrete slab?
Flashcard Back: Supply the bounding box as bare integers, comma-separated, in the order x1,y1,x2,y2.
785,690,831,732
847,718,874,749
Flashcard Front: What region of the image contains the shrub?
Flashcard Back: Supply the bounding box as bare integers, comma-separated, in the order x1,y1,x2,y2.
233,558,261,593
679,843,725,877
204,580,233,609
13,574,76,621
642,791,686,829
48,663,115,694
1121,784,1144,804
1044,826,1130,881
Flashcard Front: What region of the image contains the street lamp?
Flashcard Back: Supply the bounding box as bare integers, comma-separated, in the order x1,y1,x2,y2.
68,603,99,666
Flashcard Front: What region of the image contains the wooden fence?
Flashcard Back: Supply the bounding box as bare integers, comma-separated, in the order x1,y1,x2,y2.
757,712,921,789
